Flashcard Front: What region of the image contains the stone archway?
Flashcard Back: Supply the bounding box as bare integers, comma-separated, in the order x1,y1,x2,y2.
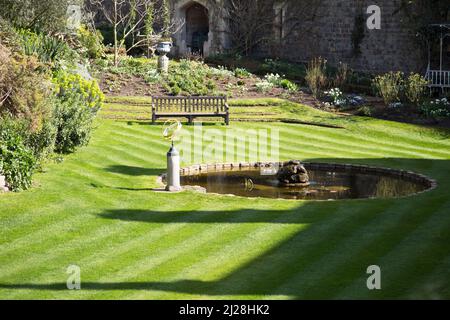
185,3,209,54
172,0,217,57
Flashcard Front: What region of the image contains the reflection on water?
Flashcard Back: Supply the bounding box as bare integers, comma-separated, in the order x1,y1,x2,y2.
181,168,427,200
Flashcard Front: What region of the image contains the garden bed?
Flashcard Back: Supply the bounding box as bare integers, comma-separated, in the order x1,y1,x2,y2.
93,56,450,128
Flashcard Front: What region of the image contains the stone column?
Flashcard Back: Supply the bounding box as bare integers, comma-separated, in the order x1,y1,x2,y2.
166,145,182,192
203,32,213,57
158,54,169,74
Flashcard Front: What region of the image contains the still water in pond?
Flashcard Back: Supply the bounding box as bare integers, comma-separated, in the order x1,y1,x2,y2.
180,168,428,200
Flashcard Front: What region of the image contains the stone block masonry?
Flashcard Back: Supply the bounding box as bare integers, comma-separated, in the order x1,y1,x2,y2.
273,0,425,73
170,0,435,73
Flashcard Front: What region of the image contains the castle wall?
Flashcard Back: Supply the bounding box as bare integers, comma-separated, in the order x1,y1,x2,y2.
171,0,431,73
274,0,426,73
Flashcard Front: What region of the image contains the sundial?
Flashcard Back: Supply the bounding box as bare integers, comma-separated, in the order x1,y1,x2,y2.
162,119,182,147
162,119,183,192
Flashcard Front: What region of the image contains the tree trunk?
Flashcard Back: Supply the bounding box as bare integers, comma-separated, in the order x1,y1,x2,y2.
114,25,118,66
113,0,118,66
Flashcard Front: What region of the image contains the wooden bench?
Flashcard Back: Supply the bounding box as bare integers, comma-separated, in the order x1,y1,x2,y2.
152,96,229,125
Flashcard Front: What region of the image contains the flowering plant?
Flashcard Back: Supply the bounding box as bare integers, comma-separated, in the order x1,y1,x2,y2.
324,88,346,106
420,98,450,118
264,73,283,86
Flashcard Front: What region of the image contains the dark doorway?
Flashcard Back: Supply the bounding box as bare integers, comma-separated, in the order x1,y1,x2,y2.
186,3,209,54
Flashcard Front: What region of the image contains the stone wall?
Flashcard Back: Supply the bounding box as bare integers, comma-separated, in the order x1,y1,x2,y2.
273,0,426,73
171,0,434,73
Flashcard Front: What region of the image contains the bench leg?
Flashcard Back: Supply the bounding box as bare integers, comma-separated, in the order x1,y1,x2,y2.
225,114,230,126
188,116,194,125
152,113,156,124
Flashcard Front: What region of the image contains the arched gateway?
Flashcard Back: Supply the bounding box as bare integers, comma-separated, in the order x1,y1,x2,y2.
171,0,228,57
186,3,209,54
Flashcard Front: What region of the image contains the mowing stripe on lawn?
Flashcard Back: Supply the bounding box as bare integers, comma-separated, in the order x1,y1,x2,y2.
1,101,449,299
71,209,299,299
286,197,448,299
277,127,447,159
87,206,321,300
211,201,394,298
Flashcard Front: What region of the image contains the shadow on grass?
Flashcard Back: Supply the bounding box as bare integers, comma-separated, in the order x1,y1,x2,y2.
121,120,225,127
104,165,164,177
88,183,157,192
2,158,449,299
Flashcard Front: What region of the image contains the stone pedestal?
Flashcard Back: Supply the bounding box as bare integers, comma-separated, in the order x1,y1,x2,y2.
166,146,182,192
158,54,169,74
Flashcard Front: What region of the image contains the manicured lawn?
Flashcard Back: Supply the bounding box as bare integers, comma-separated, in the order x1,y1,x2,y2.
0,98,449,299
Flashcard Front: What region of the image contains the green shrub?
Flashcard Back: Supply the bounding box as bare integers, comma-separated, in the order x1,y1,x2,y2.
144,69,161,84
0,0,81,33
255,80,274,93
206,80,216,90
52,70,103,153
26,116,57,165
120,56,156,74
1,24,56,172
331,62,350,88
52,97,97,153
0,116,36,191
17,29,70,63
259,58,306,81
95,56,158,79
373,72,404,105
170,84,181,96
234,67,251,78
77,25,105,59
209,65,234,79
305,57,328,98
53,70,104,110
0,41,53,131
420,98,450,119
356,106,372,116
324,88,346,106
166,60,211,95
94,57,110,69
405,73,428,105
280,79,298,92
261,73,298,93
264,73,283,86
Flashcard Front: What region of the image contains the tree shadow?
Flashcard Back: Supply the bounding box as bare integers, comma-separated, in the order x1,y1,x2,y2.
2,158,448,299
104,165,164,177
98,206,335,225
121,120,225,127
0,202,374,297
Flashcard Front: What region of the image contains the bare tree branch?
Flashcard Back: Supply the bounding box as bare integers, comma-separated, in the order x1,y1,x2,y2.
88,0,182,65
225,0,324,56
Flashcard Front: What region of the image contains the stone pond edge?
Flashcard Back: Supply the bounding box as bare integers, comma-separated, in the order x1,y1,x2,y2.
156,161,438,199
